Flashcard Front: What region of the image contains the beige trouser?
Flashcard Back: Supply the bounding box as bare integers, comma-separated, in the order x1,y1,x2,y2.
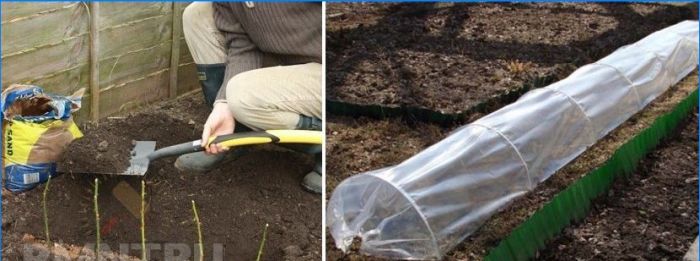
182,2,322,131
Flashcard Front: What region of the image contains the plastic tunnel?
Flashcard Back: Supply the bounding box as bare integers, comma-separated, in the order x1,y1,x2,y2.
327,21,699,260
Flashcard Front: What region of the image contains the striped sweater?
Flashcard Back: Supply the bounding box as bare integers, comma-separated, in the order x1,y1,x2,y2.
213,2,322,100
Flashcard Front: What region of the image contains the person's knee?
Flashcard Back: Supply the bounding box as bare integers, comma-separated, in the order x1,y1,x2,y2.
225,69,302,130
225,73,258,124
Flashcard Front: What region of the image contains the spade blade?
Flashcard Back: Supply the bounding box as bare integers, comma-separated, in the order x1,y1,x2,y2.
122,141,156,176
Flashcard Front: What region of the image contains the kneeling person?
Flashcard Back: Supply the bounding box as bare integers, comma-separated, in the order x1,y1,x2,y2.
177,2,322,193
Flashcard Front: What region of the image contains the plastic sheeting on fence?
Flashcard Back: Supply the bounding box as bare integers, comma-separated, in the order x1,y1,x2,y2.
327,20,699,260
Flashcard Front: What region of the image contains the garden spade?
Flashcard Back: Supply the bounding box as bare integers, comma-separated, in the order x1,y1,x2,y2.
121,130,322,176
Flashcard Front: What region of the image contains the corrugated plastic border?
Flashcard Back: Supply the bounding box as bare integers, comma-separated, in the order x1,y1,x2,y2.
484,87,699,261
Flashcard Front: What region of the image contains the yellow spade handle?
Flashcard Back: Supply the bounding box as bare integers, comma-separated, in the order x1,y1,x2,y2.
206,130,322,148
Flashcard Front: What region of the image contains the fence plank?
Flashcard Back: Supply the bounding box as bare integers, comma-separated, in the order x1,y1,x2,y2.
29,66,89,95
99,42,172,88
2,36,88,86
99,15,172,58
98,2,170,29
2,3,87,55
1,2,74,22
99,70,169,117
169,2,183,98
89,2,100,121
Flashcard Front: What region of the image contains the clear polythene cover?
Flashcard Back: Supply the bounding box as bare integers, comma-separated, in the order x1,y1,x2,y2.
327,20,699,260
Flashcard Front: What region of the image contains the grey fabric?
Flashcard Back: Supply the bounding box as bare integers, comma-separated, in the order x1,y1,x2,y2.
212,3,321,101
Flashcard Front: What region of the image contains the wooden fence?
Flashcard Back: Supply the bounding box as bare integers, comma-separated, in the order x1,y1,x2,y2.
2,2,199,122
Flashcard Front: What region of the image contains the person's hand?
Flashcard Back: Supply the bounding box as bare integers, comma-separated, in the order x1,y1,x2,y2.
201,101,235,154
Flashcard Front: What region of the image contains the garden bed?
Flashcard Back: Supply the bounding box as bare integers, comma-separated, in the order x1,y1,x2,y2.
326,2,698,259
327,3,697,118
326,74,697,260
2,94,321,261
538,112,698,260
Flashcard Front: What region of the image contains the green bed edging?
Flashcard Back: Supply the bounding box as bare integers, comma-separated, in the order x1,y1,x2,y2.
327,75,557,126
483,88,699,261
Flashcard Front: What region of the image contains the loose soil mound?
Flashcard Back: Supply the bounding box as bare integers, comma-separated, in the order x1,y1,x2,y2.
59,112,194,174
538,113,698,260
3,94,321,261
327,3,698,114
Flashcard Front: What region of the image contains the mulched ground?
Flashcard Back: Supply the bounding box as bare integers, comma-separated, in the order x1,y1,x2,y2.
325,115,446,191
325,2,698,259
327,2,697,114
537,113,698,260
3,94,321,261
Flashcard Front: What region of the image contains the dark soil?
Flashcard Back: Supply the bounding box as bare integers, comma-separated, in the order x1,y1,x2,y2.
325,115,447,191
537,113,698,261
327,3,698,114
59,112,194,174
3,94,321,260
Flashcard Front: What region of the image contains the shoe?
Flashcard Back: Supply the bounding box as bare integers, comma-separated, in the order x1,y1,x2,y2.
174,148,247,173
277,145,321,194
301,160,322,194
292,115,322,194
196,64,226,108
